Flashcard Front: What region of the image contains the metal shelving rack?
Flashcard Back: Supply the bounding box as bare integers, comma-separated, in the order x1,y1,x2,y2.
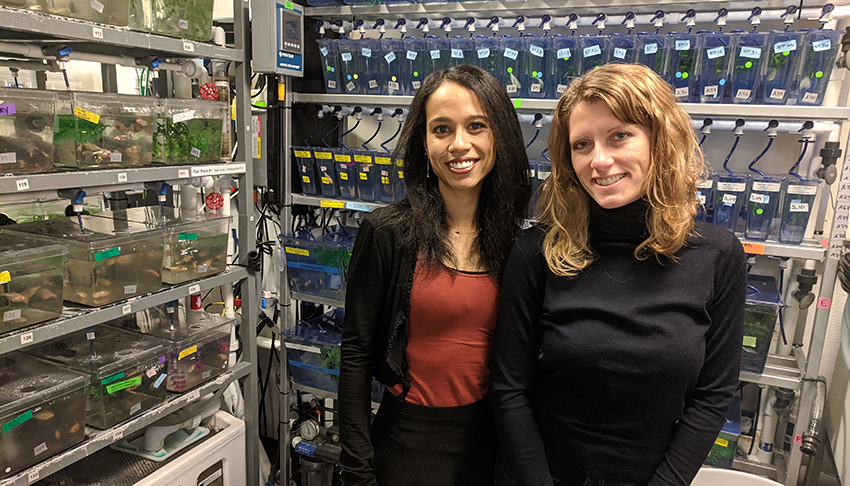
0,0,260,484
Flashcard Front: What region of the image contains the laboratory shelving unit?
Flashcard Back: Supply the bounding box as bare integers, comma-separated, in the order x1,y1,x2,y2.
279,1,850,485
0,1,260,485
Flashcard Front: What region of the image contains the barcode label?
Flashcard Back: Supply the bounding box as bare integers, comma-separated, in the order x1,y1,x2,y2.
787,184,818,195
583,45,601,57
740,46,762,59
644,43,658,55
752,182,781,192
696,180,713,189
706,46,725,59
320,47,328,56
198,264,208,273
179,19,189,29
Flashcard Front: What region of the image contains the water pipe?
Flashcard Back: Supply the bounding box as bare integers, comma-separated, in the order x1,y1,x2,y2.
513,16,526,34
416,18,429,36
721,119,745,176
488,17,500,36
0,59,61,72
540,15,552,36
218,176,236,320
523,113,544,149
381,108,406,153
820,4,835,29
320,106,343,148
566,14,579,35
464,17,475,37
316,20,325,36
689,120,837,133
748,120,779,178
441,17,452,38
754,387,796,463
395,19,407,37
372,19,385,38
789,121,815,180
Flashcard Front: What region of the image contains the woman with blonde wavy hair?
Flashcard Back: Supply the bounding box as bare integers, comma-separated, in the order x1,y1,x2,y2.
490,63,746,486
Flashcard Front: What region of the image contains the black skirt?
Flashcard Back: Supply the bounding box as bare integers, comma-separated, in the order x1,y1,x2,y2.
371,389,498,486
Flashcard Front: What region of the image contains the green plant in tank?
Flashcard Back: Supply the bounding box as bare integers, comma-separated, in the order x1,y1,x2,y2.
155,118,221,163
319,345,342,383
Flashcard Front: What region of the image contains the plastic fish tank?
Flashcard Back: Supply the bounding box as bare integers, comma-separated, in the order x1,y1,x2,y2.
473,36,500,79
499,35,523,97
26,326,169,429
134,0,214,41
744,177,782,241
102,207,231,285
425,36,450,74
695,178,715,223
0,353,89,479
521,35,548,98
337,37,364,95
742,274,782,374
393,156,405,202
283,309,383,403
713,175,747,232
548,35,580,99
666,32,699,103
312,148,339,198
704,396,740,468
578,35,608,76
317,39,342,95
293,147,318,196
8,0,131,26
380,38,405,96
0,88,56,174
0,231,66,334
779,179,821,244
761,30,804,105
796,29,842,106
698,31,732,104
730,31,768,104
608,33,637,64
0,197,101,224
3,213,165,307
401,37,427,95
449,36,475,69
359,38,385,96
153,98,226,165
281,236,348,301
374,153,396,204
332,148,357,200
635,32,666,75
114,305,233,393
54,93,154,169
353,149,379,203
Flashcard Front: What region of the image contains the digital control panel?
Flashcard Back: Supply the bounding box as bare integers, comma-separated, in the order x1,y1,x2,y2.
252,0,304,77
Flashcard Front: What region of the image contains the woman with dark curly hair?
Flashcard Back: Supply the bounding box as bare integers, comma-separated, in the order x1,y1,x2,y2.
491,63,746,486
339,64,531,486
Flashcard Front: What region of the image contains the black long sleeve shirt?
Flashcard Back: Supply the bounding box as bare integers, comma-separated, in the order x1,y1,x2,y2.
490,200,746,486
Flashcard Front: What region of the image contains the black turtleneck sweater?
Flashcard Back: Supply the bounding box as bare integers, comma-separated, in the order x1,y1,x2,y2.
490,200,746,486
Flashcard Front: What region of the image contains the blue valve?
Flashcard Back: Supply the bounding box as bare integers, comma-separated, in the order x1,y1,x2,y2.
512,15,525,28
415,18,428,30
394,19,405,29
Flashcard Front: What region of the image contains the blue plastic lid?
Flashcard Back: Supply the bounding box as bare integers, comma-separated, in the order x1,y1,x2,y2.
697,29,715,34
720,396,741,436
746,274,783,306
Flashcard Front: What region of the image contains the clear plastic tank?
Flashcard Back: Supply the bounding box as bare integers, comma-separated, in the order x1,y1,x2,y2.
578,35,608,75
778,179,821,244
359,38,386,96
353,149,379,202
499,35,523,97
761,30,804,104
331,148,357,200
744,176,782,241
317,39,342,95
0,88,56,174
425,36,451,74
666,32,699,103
474,35,501,78
380,38,405,96
449,36,476,69
293,147,319,196
374,153,396,203
608,33,637,64
796,29,842,106
698,31,733,104
635,32,667,75
337,37,364,95
713,174,747,232
547,35,580,99
521,35,548,98
401,37,427,95
730,31,768,104
153,98,226,165
742,275,782,373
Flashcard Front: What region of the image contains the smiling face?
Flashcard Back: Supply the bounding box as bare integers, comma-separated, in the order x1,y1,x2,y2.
424,81,496,199
568,99,653,209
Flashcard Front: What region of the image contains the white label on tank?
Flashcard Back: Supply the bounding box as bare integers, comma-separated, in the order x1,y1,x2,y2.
557,84,568,94
704,85,718,97
124,285,137,294
504,48,519,60
506,84,517,93
790,201,809,212
346,81,356,92
753,181,781,192
86,331,95,340
202,370,211,379
722,194,737,205
675,39,690,51
774,40,797,53
190,147,201,158
407,50,417,60
33,443,47,457
557,48,572,59
451,49,463,59
385,51,396,63
328,80,336,89
675,87,688,98
412,81,421,89
749,193,769,204
583,45,601,57
368,80,378,89
320,47,328,57
130,403,141,415
3,309,21,322
717,182,746,192
477,48,490,59
90,0,104,12
179,19,189,29
0,152,15,164
770,88,786,99
644,43,658,55
530,84,541,93
361,48,372,57
614,48,627,59
173,110,195,123
530,45,545,57
802,92,819,103
341,52,352,62
696,180,713,189
706,46,725,59
538,171,551,179
388,81,400,91
787,184,818,195
192,416,202,428
198,264,208,273
740,46,762,59
110,152,122,162
736,89,752,99
812,39,831,52
698,194,706,204
430,50,440,60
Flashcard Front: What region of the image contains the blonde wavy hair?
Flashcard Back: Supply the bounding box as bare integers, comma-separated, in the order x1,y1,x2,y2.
538,63,705,277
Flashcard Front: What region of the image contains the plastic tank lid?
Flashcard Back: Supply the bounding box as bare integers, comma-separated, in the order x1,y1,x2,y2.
0,352,89,419
145,311,235,349
0,230,68,264
26,326,168,380
0,87,56,102
283,310,344,347
746,274,784,306
101,206,232,230
3,214,166,249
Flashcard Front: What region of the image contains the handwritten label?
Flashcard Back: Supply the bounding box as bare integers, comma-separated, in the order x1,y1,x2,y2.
320,47,328,57
124,285,137,294
557,48,572,60
790,202,809,212
430,50,440,60
818,297,832,309
385,51,396,63
341,52,352,62
173,110,195,123
328,80,337,89
90,0,104,12
812,39,831,52
3,309,21,322
740,46,762,59
774,40,797,53
198,264,208,273
388,81,400,91
285,246,309,256
122,304,132,315
506,85,518,94
368,80,378,89
320,200,345,208
736,89,752,99
675,87,689,98
314,151,333,160
557,84,568,94
644,43,658,55
504,48,519,60
183,42,194,53
530,84,541,93
179,19,189,29
675,39,690,51
530,45,545,57
741,242,765,255
715,437,729,447
583,45,602,57
94,247,120,262
188,284,201,294
179,345,198,360
795,434,803,445
722,194,737,205
613,47,627,59
749,193,768,204
359,172,368,180
0,152,15,164
802,92,819,103
20,332,33,345
451,49,463,59
407,50,417,60
477,48,490,59
717,182,746,192
704,85,718,97
0,104,13,116
787,184,818,195
110,152,122,162
113,428,124,441
86,331,96,340
361,47,372,57
74,107,100,124
770,88,786,100
117,172,128,182
706,46,725,59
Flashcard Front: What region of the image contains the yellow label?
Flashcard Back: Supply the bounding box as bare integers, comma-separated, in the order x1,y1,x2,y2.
74,107,100,124
321,200,345,208
396,159,404,167
359,173,368,180
715,438,729,448
278,82,286,101
285,247,310,256
294,150,311,158
314,151,332,160
178,345,198,360
354,154,372,163
340,172,348,181
0,271,9,284
334,154,352,163
321,177,330,184
398,171,404,179
301,176,310,183
381,176,390,184
375,156,391,165
743,336,758,348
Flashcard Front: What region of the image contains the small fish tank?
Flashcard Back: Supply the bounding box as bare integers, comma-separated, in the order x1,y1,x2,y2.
0,231,67,334
2,0,131,26
54,93,154,169
26,326,169,429
281,236,348,301
129,0,214,41
3,213,165,307
0,88,56,174
113,305,233,393
102,207,231,285
742,274,782,374
0,352,89,479
153,98,226,165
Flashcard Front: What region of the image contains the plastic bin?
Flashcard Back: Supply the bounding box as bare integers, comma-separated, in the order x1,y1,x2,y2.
0,231,66,333
337,37,364,94
796,29,842,106
374,153,396,203
330,148,357,200
705,396,741,468
778,179,821,244
474,36,501,78
761,30,804,104
0,88,56,174
153,98,226,165
667,32,699,102
4,213,165,307
579,35,608,75
381,38,405,96
742,274,782,374
26,326,169,429
608,33,637,64
548,35,580,99
636,32,667,75
353,149,379,202
425,36,451,74
695,178,715,223
730,31,768,104
31,0,131,26
281,236,347,300
522,35,548,98
150,0,213,41
401,37,427,95
744,177,782,241
293,146,319,196
713,175,747,232
698,31,733,103
449,36,475,68
499,35,523,97
314,149,340,198
0,353,89,479
359,38,385,96
317,39,343,94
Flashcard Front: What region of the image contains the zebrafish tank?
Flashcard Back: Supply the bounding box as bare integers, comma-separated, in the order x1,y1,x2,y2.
0,231,67,334
0,353,89,479
153,98,226,165
129,0,215,41
0,88,56,174
0,0,130,26
3,213,165,307
26,326,169,430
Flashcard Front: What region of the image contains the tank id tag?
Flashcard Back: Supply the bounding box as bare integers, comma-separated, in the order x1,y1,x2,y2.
0,104,15,116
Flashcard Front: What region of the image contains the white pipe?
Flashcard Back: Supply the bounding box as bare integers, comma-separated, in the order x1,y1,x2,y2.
0,59,60,72
755,394,779,464
750,384,772,462
218,177,236,320
690,120,839,134
181,184,201,219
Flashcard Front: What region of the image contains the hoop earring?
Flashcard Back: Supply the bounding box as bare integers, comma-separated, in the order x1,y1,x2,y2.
427,161,431,179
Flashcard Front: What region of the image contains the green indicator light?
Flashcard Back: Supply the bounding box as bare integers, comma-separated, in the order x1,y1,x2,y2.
326,66,331,71
816,71,824,78
532,71,538,77
783,51,790,56
745,61,752,68
413,71,419,77
507,67,513,73
756,208,764,215
682,72,689,79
